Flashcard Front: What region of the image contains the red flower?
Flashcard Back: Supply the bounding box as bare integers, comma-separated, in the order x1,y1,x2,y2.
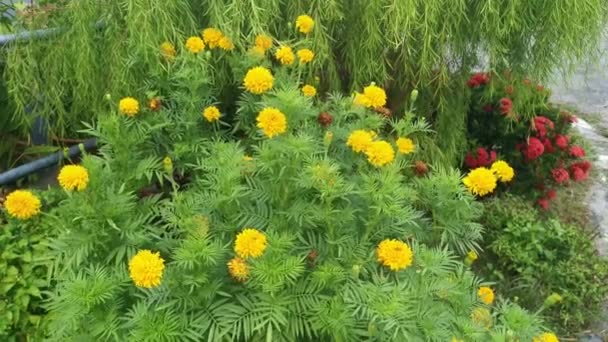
555,134,570,150
551,168,570,184
482,104,494,113
546,189,557,200
569,145,585,158
522,137,545,160
505,85,514,95
541,138,555,154
572,160,592,173
533,116,554,138
537,198,550,210
523,79,532,86
476,147,496,167
499,98,512,115
467,72,490,88
536,84,545,92
464,152,478,169
570,166,588,182
570,161,591,182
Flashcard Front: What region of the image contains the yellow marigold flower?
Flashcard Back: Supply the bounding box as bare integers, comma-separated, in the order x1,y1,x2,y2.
160,41,176,60
463,167,497,197
202,28,223,48
128,250,165,288
219,36,235,51
255,34,273,51
376,239,413,271
4,190,41,220
533,332,559,342
452,338,464,342
227,257,249,282
353,92,371,107
275,46,295,65
297,48,314,63
243,66,274,94
362,83,387,109
57,165,89,191
471,307,492,329
163,156,173,174
243,156,254,161
295,14,314,34
234,228,267,258
256,107,287,138
301,84,317,97
491,160,515,183
396,137,416,154
203,105,221,122
478,286,495,305
365,141,395,167
346,130,375,153
119,97,139,117
185,36,205,53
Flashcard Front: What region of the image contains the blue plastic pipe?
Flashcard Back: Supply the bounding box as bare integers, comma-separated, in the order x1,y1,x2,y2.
0,138,97,185
0,20,104,46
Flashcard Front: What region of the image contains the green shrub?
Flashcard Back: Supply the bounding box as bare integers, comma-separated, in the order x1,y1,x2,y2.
0,189,62,340
463,73,592,208
480,195,608,334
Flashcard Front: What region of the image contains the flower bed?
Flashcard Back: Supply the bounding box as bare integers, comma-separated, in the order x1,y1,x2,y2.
0,17,556,341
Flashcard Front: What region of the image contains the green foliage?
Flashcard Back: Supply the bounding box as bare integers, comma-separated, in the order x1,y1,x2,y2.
3,0,607,164
11,52,549,341
480,195,608,335
0,190,61,340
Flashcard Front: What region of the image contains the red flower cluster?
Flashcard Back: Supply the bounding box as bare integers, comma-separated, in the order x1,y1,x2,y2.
570,160,591,181
499,98,512,115
541,138,555,153
551,168,570,184
533,116,554,138
555,134,569,150
569,145,585,158
464,147,497,168
467,72,490,88
518,137,544,160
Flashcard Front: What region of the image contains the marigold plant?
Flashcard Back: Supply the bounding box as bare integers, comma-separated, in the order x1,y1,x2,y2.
34,46,548,342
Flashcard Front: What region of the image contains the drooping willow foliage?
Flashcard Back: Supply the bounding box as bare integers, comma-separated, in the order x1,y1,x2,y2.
4,0,607,163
